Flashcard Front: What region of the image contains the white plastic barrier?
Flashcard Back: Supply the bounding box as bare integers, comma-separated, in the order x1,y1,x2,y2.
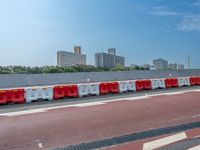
40,86,53,100
88,82,100,95
25,87,41,103
184,77,191,86
178,77,190,87
151,79,166,89
118,81,129,93
178,77,185,87
25,86,53,103
127,80,136,91
158,79,166,89
78,84,90,97
151,79,160,90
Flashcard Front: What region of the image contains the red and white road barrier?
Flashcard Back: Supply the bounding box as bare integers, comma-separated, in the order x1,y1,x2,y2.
0,76,199,105
25,86,53,103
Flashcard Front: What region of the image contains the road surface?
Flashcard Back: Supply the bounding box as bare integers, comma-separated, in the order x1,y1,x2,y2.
0,87,200,150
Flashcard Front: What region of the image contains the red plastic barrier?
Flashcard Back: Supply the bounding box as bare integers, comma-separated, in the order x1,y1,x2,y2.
171,78,178,87
144,80,152,90
64,85,78,98
53,86,65,100
109,82,119,93
165,78,178,88
190,76,200,86
136,80,144,91
9,89,25,104
136,80,152,91
190,77,196,86
165,78,173,88
196,77,200,85
0,90,8,104
99,82,109,95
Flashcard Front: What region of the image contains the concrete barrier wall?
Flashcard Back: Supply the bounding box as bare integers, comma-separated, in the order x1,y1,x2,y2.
0,69,200,88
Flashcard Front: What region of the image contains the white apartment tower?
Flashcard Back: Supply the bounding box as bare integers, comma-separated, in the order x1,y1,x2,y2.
57,46,86,67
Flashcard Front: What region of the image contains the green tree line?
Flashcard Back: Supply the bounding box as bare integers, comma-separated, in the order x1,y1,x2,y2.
0,65,149,74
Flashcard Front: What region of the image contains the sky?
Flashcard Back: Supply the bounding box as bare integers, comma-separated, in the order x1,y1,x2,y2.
0,0,200,68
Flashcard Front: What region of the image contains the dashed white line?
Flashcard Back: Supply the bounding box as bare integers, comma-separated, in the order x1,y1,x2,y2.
188,145,200,150
142,132,187,150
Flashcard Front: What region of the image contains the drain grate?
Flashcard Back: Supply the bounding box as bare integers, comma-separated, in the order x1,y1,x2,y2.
54,121,200,150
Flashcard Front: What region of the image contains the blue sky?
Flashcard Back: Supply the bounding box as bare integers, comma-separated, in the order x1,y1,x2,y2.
0,0,200,68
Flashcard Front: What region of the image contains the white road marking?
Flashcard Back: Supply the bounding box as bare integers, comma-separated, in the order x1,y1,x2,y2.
38,142,43,148
143,132,187,150
0,96,151,116
164,91,185,95
188,145,200,150
75,102,105,107
1,109,47,116
194,135,200,138
0,89,199,117
192,89,200,92
149,89,200,97
125,95,150,101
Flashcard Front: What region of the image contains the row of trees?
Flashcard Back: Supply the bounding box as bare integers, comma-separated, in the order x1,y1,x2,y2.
0,65,149,74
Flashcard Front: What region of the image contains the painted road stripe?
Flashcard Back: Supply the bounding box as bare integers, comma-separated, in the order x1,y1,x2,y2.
188,145,200,150
0,96,151,116
1,109,47,116
75,102,106,107
0,89,200,117
164,91,185,95
143,132,187,150
125,95,150,101
149,89,200,97
38,143,43,149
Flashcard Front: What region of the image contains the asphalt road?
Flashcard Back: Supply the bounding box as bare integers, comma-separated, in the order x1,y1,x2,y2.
0,86,200,150
0,86,200,114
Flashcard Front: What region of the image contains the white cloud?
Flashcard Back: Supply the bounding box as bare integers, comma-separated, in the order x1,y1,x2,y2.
148,3,200,32
191,0,200,7
178,14,200,32
150,6,180,16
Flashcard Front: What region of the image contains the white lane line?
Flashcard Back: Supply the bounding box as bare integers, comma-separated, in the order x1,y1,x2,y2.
0,95,151,116
125,95,150,101
1,109,47,117
149,89,200,97
164,91,185,95
75,102,106,107
0,88,199,117
143,132,187,150
188,145,200,150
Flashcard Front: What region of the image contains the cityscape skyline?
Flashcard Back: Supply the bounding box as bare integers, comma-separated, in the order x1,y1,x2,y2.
57,46,185,70
0,0,200,68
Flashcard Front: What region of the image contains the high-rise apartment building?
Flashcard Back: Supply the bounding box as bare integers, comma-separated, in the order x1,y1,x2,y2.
168,63,178,70
95,49,125,69
108,48,116,55
177,64,184,70
153,58,168,70
168,63,184,70
57,47,86,67
74,46,81,54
